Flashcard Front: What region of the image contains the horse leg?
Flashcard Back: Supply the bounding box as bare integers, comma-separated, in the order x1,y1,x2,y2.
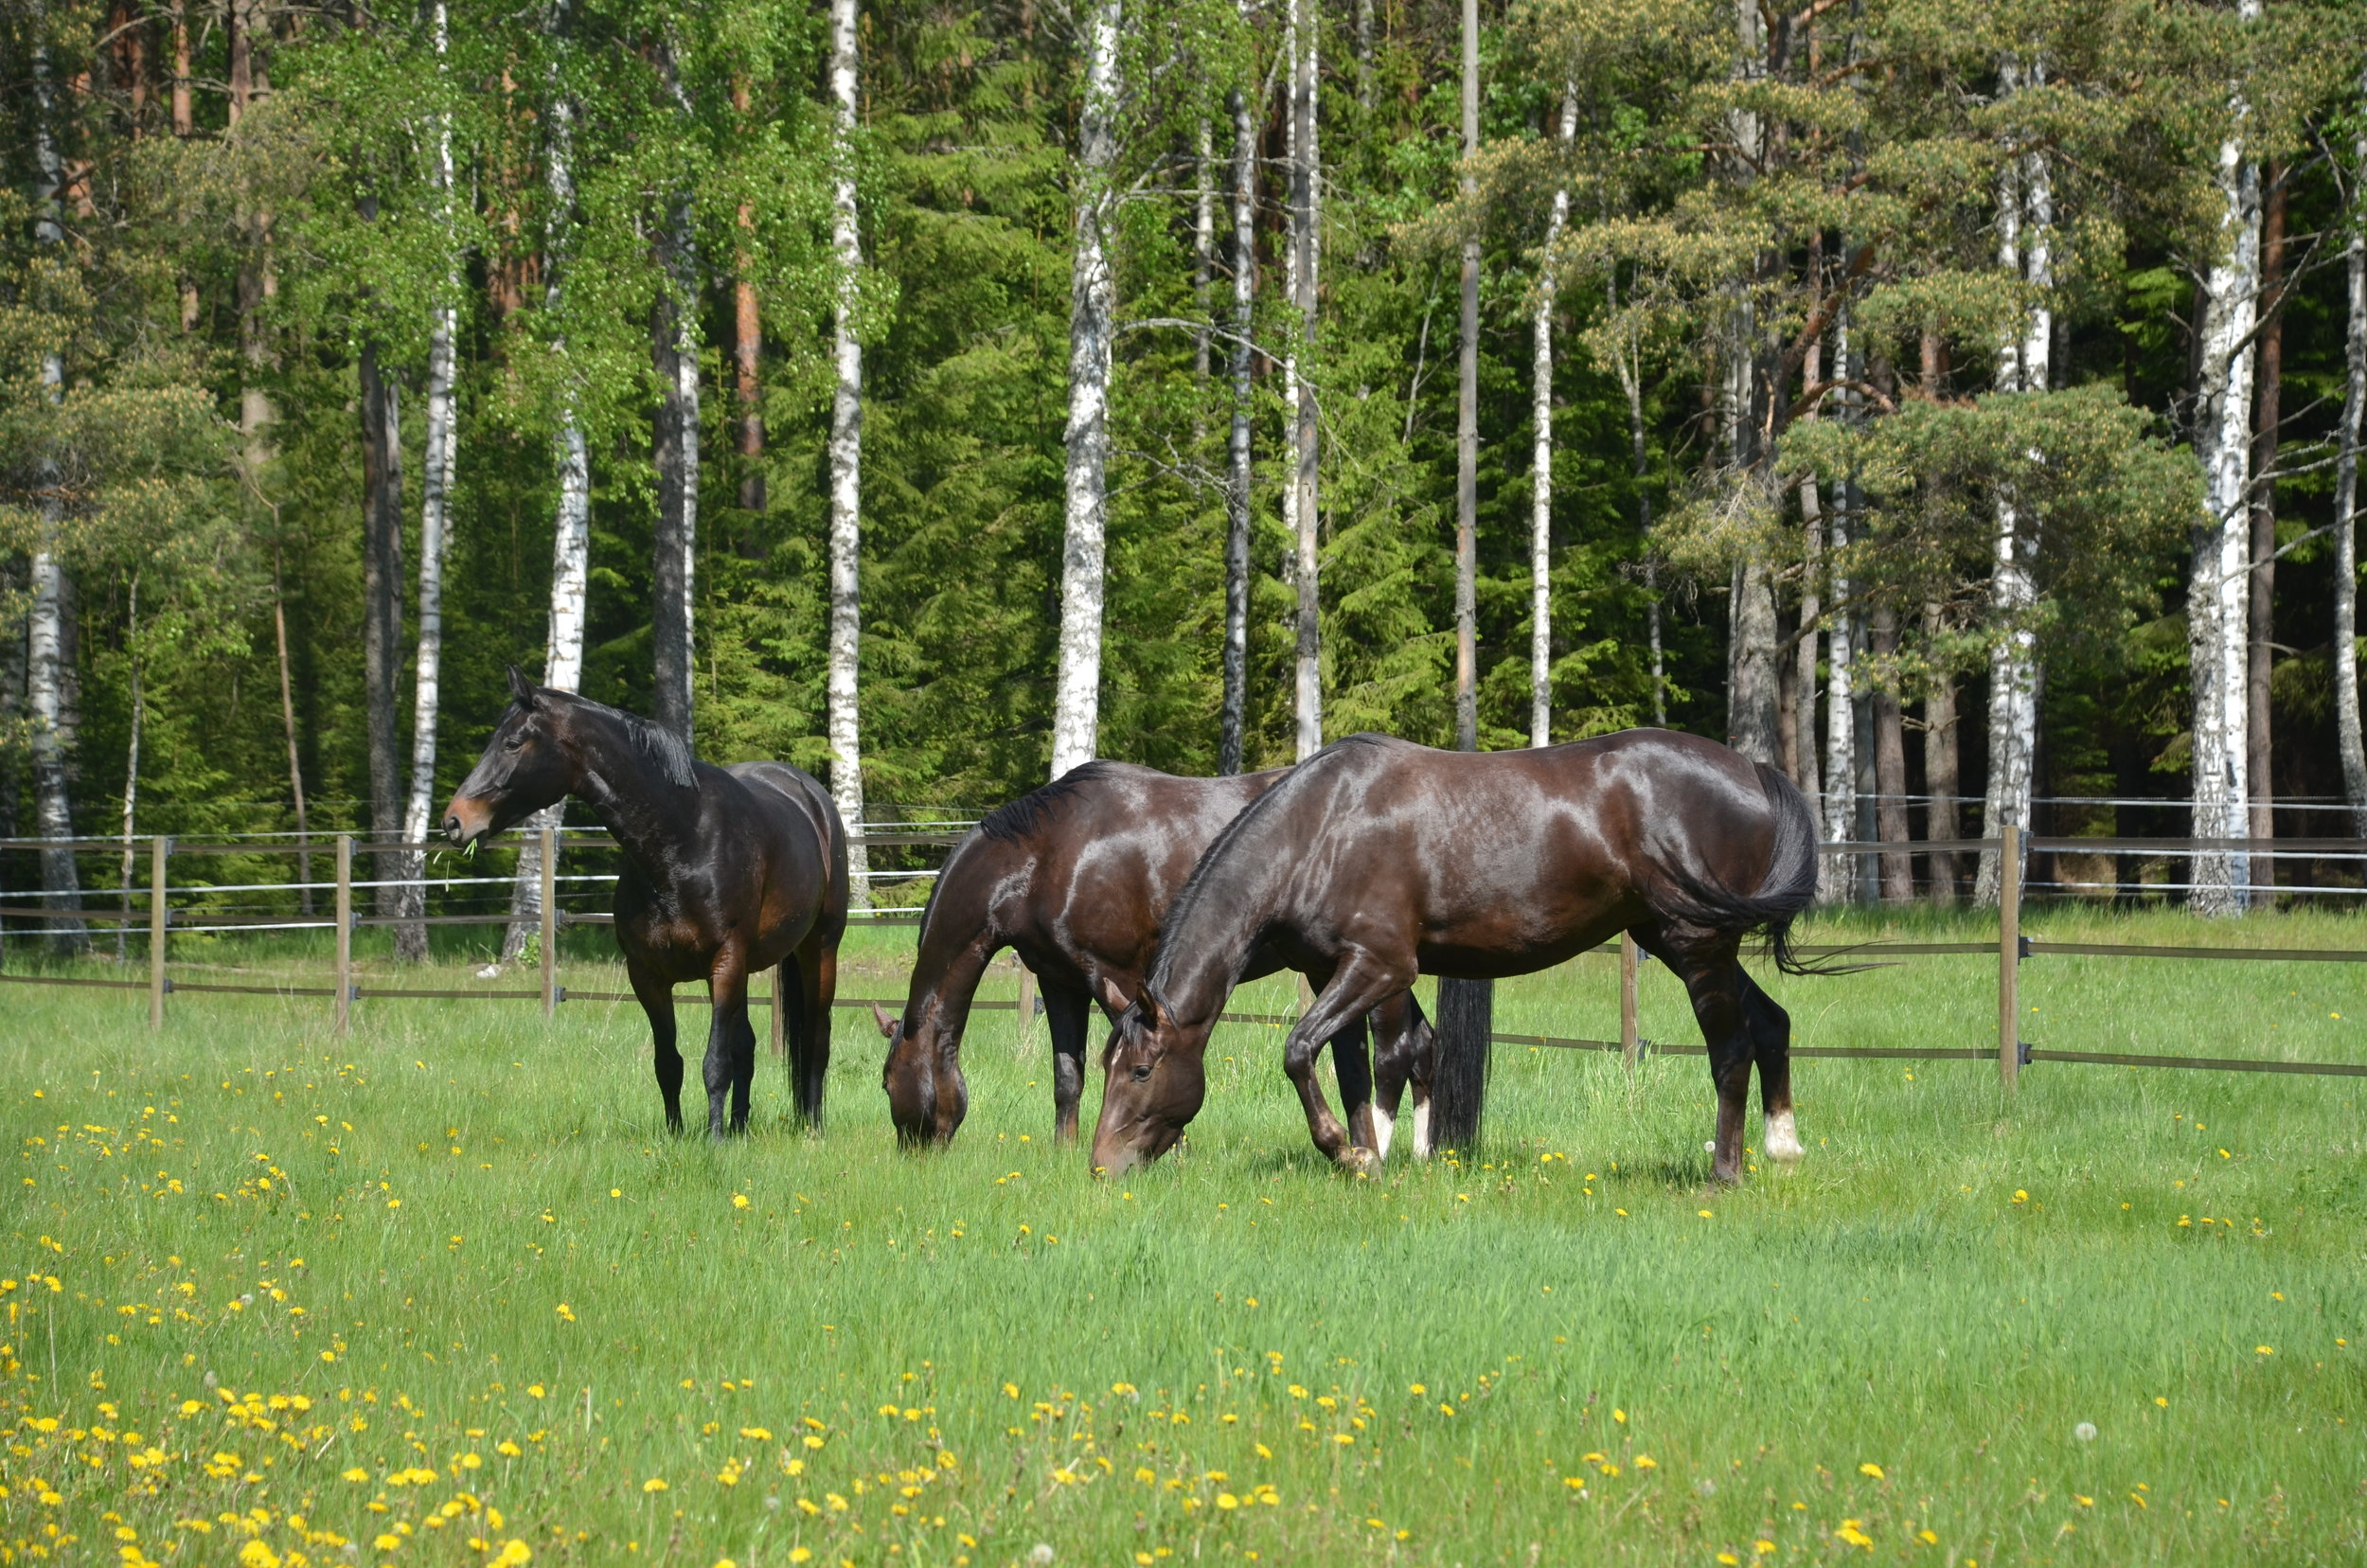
1043,983,1091,1143
1327,1008,1378,1160
1283,953,1412,1168
629,957,685,1135
1369,989,1433,1163
1739,969,1803,1162
1665,945,1755,1185
705,956,755,1139
792,931,837,1132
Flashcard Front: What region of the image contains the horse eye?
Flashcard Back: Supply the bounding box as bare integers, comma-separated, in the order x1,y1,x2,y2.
1130,1062,1153,1083
502,737,525,752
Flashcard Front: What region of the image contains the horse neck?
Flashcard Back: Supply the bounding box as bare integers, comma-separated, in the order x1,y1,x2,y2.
1148,810,1297,1036
901,836,1008,1032
557,704,699,871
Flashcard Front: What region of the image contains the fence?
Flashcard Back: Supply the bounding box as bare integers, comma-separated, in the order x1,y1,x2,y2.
1,823,2363,1088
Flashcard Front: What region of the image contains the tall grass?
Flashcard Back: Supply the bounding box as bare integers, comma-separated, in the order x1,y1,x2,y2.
2,906,2362,1565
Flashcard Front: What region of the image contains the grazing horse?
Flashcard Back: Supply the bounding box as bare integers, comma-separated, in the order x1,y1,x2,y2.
443,668,849,1137
873,760,1435,1163
1091,730,1821,1185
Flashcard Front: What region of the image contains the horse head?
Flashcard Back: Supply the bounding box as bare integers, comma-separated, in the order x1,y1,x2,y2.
443,666,583,847
875,1003,966,1145
1089,979,1204,1176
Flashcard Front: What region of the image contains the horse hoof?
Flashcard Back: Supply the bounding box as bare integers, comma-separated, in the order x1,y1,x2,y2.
1340,1146,1379,1175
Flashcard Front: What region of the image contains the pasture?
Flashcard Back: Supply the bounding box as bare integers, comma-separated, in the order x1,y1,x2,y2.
2,906,2362,1566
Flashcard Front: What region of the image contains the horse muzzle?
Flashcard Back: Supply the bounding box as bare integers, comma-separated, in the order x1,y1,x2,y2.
442,795,495,848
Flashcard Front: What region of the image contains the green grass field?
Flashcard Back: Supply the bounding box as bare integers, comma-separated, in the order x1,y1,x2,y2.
2,905,2363,1567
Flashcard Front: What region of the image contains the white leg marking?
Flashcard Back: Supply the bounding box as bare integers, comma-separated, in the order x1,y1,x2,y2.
1411,1096,1433,1160
1370,1105,1396,1164
1763,1107,1804,1161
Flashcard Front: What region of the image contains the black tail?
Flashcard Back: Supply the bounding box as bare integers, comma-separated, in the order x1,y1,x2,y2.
1429,977,1493,1152
1648,761,1826,976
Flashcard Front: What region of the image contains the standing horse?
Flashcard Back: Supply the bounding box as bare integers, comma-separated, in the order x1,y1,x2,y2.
1091,730,1820,1184
443,668,849,1137
873,760,1434,1162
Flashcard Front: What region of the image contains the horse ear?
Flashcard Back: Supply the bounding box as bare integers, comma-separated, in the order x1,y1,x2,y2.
507,665,540,709
1136,986,1167,1032
870,1003,899,1041
1096,973,1131,1018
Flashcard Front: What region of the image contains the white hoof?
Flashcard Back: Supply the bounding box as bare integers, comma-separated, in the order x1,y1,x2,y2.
1763,1108,1805,1162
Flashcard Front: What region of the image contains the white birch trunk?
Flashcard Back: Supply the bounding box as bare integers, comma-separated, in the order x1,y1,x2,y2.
115,578,141,964
1290,0,1322,762
1977,59,2050,906
2186,1,2263,913
1530,83,1574,749
2335,77,2367,836
397,1,459,962
827,0,872,904
1218,51,1256,775
506,29,592,963
27,41,83,949
650,35,700,745
1819,482,1856,902
1050,0,1121,783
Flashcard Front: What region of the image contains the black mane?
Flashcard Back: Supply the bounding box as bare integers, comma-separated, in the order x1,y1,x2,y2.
976,760,1123,843
551,692,698,789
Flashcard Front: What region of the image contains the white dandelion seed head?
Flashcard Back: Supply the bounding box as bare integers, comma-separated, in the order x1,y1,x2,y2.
1029,1545,1056,1567
2073,1422,2097,1442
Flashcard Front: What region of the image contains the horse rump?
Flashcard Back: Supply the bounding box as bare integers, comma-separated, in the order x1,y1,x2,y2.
1646,760,1828,975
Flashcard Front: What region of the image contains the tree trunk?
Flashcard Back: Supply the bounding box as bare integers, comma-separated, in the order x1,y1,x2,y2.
1871,605,1911,902
826,0,872,905
506,21,592,965
1218,61,1255,776
2247,165,2284,901
173,0,196,329
1818,478,1855,903
2186,0,2264,914
396,0,458,964
1611,307,1665,727
115,578,141,964
27,42,85,951
1453,0,1480,753
650,37,699,747
1050,0,1121,782
358,337,406,925
1290,0,1321,762
1530,84,1574,749
1794,485,1823,801
1977,60,2049,906
273,546,311,915
732,74,766,521
2338,81,2367,837
1922,602,1961,900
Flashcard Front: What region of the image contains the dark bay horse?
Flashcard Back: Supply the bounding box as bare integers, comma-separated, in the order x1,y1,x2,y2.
1090,730,1820,1184
443,668,849,1137
873,760,1434,1163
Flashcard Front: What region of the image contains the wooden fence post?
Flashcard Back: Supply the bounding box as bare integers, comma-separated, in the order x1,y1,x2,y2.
1618,931,1640,1067
1016,961,1037,1051
148,835,168,1030
1999,822,2020,1093
540,826,558,1020
334,833,353,1036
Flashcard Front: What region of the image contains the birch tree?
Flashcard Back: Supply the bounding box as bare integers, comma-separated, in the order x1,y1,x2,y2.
1218,43,1256,775
826,0,873,904
505,3,594,964
1976,57,2051,906
1050,0,1122,782
1290,0,1322,761
2339,77,2367,835
2185,0,2264,916
395,0,461,963
1530,83,1574,748
27,34,84,949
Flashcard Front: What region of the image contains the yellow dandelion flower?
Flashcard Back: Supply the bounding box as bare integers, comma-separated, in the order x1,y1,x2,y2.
643,1477,668,1492
740,1426,774,1441
1698,1209,1714,1219
1632,1455,1656,1470
1753,1543,1775,1556
1718,1555,1741,1566
1860,1463,1884,1479
788,1551,812,1565
733,1195,751,1209
2256,1345,2274,1356
343,1467,371,1483
554,1304,575,1323
1216,1493,1238,1510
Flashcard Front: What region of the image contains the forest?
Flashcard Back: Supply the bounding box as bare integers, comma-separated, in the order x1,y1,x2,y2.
4,0,2366,938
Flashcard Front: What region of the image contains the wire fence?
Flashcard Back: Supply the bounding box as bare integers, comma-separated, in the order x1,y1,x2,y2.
0,824,2360,1086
